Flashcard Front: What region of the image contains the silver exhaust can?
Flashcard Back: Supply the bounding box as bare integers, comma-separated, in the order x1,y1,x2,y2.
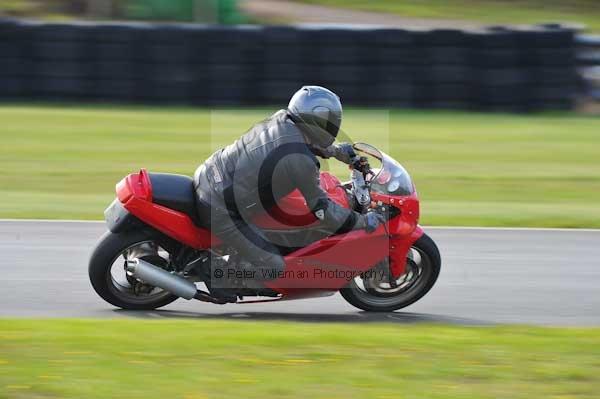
126,258,197,300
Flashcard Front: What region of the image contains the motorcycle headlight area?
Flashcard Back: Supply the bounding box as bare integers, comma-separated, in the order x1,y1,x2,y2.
387,179,401,193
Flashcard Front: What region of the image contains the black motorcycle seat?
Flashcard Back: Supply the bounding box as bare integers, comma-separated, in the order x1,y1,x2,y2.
148,173,205,226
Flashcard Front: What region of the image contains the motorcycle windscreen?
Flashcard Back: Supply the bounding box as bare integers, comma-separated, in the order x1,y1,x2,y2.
353,143,414,197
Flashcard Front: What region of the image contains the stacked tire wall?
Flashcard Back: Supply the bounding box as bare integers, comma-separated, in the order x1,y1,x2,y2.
0,19,579,111
576,33,600,100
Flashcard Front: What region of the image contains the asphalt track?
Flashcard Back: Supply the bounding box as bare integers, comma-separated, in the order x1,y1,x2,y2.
1,220,599,326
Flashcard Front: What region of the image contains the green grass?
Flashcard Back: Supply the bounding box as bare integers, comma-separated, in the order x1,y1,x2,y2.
0,319,599,398
0,0,73,21
1,104,600,227
295,0,600,32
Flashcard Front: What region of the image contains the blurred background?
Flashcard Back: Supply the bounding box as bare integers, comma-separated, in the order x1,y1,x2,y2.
0,0,599,108
1,0,599,227
1,3,600,399
0,0,242,23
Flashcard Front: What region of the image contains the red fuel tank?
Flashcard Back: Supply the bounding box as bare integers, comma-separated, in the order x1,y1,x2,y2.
253,172,350,229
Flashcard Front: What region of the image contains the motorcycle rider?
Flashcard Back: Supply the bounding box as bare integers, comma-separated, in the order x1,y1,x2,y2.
193,85,384,301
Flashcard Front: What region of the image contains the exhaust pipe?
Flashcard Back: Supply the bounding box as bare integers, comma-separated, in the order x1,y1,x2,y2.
126,258,197,300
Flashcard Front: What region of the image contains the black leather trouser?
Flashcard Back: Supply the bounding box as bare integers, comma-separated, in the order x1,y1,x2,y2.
195,164,286,281
196,207,285,284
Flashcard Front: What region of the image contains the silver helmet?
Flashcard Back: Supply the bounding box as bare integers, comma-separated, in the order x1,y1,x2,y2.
287,85,342,148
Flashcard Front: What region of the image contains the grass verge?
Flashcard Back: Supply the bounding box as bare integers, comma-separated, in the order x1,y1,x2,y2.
0,319,599,398
1,104,600,227
295,0,600,31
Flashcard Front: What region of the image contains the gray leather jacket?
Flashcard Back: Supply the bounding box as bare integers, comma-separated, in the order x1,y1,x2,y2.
194,110,363,234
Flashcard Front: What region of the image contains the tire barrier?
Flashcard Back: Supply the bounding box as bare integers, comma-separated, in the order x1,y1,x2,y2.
0,19,579,111
576,34,600,101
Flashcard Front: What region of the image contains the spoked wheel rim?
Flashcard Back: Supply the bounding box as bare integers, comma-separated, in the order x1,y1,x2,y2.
349,246,433,308
106,240,175,305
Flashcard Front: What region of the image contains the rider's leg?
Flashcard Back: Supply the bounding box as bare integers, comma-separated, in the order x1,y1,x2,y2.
202,207,284,301
194,166,284,296
211,208,285,282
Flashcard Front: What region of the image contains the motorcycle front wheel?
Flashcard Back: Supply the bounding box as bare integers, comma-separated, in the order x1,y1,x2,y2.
340,233,441,312
89,229,179,310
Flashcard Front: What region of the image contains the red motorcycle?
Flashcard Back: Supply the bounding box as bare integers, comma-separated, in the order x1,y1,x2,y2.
89,143,440,312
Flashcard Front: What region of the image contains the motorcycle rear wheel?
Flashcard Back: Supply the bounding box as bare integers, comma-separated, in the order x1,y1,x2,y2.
89,229,179,310
340,233,441,312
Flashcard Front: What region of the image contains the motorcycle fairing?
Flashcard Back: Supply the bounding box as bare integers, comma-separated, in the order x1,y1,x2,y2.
116,169,220,249
114,168,422,293
252,172,350,229
371,190,422,278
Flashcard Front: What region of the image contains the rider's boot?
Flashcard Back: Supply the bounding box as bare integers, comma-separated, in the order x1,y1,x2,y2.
206,258,279,301
205,257,239,303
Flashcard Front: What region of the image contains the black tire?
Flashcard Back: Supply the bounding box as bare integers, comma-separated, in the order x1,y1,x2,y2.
340,233,441,312
88,229,179,310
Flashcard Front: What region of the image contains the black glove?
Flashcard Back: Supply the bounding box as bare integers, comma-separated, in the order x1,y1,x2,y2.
334,143,357,164
362,211,385,233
